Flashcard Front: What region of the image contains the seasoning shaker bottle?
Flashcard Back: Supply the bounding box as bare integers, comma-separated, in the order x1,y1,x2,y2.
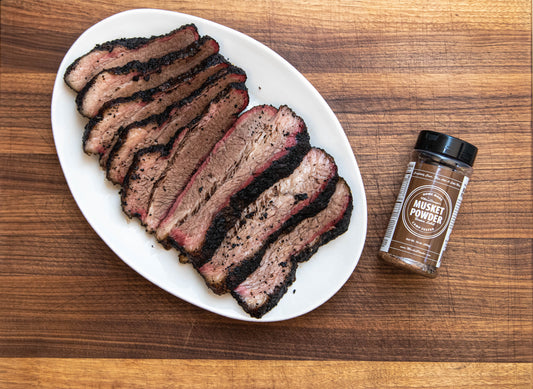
378,130,477,277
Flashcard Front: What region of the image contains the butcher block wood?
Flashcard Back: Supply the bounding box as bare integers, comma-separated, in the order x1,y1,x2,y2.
2,359,532,389
0,0,531,387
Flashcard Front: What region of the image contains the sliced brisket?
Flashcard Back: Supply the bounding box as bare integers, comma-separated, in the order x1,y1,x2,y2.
198,148,338,295
106,69,247,184
76,36,219,117
156,105,311,264
64,24,199,92
231,178,353,318
83,55,233,159
121,83,249,231
66,23,355,319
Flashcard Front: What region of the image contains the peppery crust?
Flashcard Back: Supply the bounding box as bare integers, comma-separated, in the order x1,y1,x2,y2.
232,178,353,318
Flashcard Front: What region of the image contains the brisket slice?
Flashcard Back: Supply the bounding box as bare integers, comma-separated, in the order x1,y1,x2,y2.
83,55,232,159
76,36,219,117
98,61,244,170
121,84,249,231
64,24,199,92
157,105,311,265
141,106,277,232
231,178,353,318
106,70,247,184
198,148,338,295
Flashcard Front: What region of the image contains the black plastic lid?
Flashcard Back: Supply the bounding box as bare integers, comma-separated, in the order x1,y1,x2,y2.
414,130,477,167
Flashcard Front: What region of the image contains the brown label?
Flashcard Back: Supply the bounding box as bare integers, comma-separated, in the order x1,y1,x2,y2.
381,162,468,267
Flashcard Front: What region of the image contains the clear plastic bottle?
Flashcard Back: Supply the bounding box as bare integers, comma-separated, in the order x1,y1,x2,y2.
378,130,477,277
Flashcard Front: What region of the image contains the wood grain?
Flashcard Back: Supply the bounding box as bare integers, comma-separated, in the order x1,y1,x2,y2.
0,1,531,386
1,359,532,388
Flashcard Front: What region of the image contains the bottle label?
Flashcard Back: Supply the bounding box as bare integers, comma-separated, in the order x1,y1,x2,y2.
380,161,468,268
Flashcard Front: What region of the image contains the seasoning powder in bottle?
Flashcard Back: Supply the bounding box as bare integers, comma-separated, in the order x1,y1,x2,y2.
378,130,477,277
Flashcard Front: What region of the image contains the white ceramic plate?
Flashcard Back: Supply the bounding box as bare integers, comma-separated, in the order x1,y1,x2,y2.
51,8,367,322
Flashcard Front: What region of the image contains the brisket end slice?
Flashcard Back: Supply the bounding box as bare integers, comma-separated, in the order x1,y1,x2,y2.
157,105,311,263
198,148,339,295
232,178,353,318
83,54,231,158
76,36,219,117
64,24,199,92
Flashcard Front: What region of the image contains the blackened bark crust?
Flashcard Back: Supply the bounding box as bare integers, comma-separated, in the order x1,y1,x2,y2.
233,183,352,318
64,24,199,89
222,171,338,293
81,54,231,148
75,36,218,115
181,129,312,267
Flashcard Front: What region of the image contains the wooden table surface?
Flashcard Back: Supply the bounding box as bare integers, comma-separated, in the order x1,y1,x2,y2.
1,0,531,387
